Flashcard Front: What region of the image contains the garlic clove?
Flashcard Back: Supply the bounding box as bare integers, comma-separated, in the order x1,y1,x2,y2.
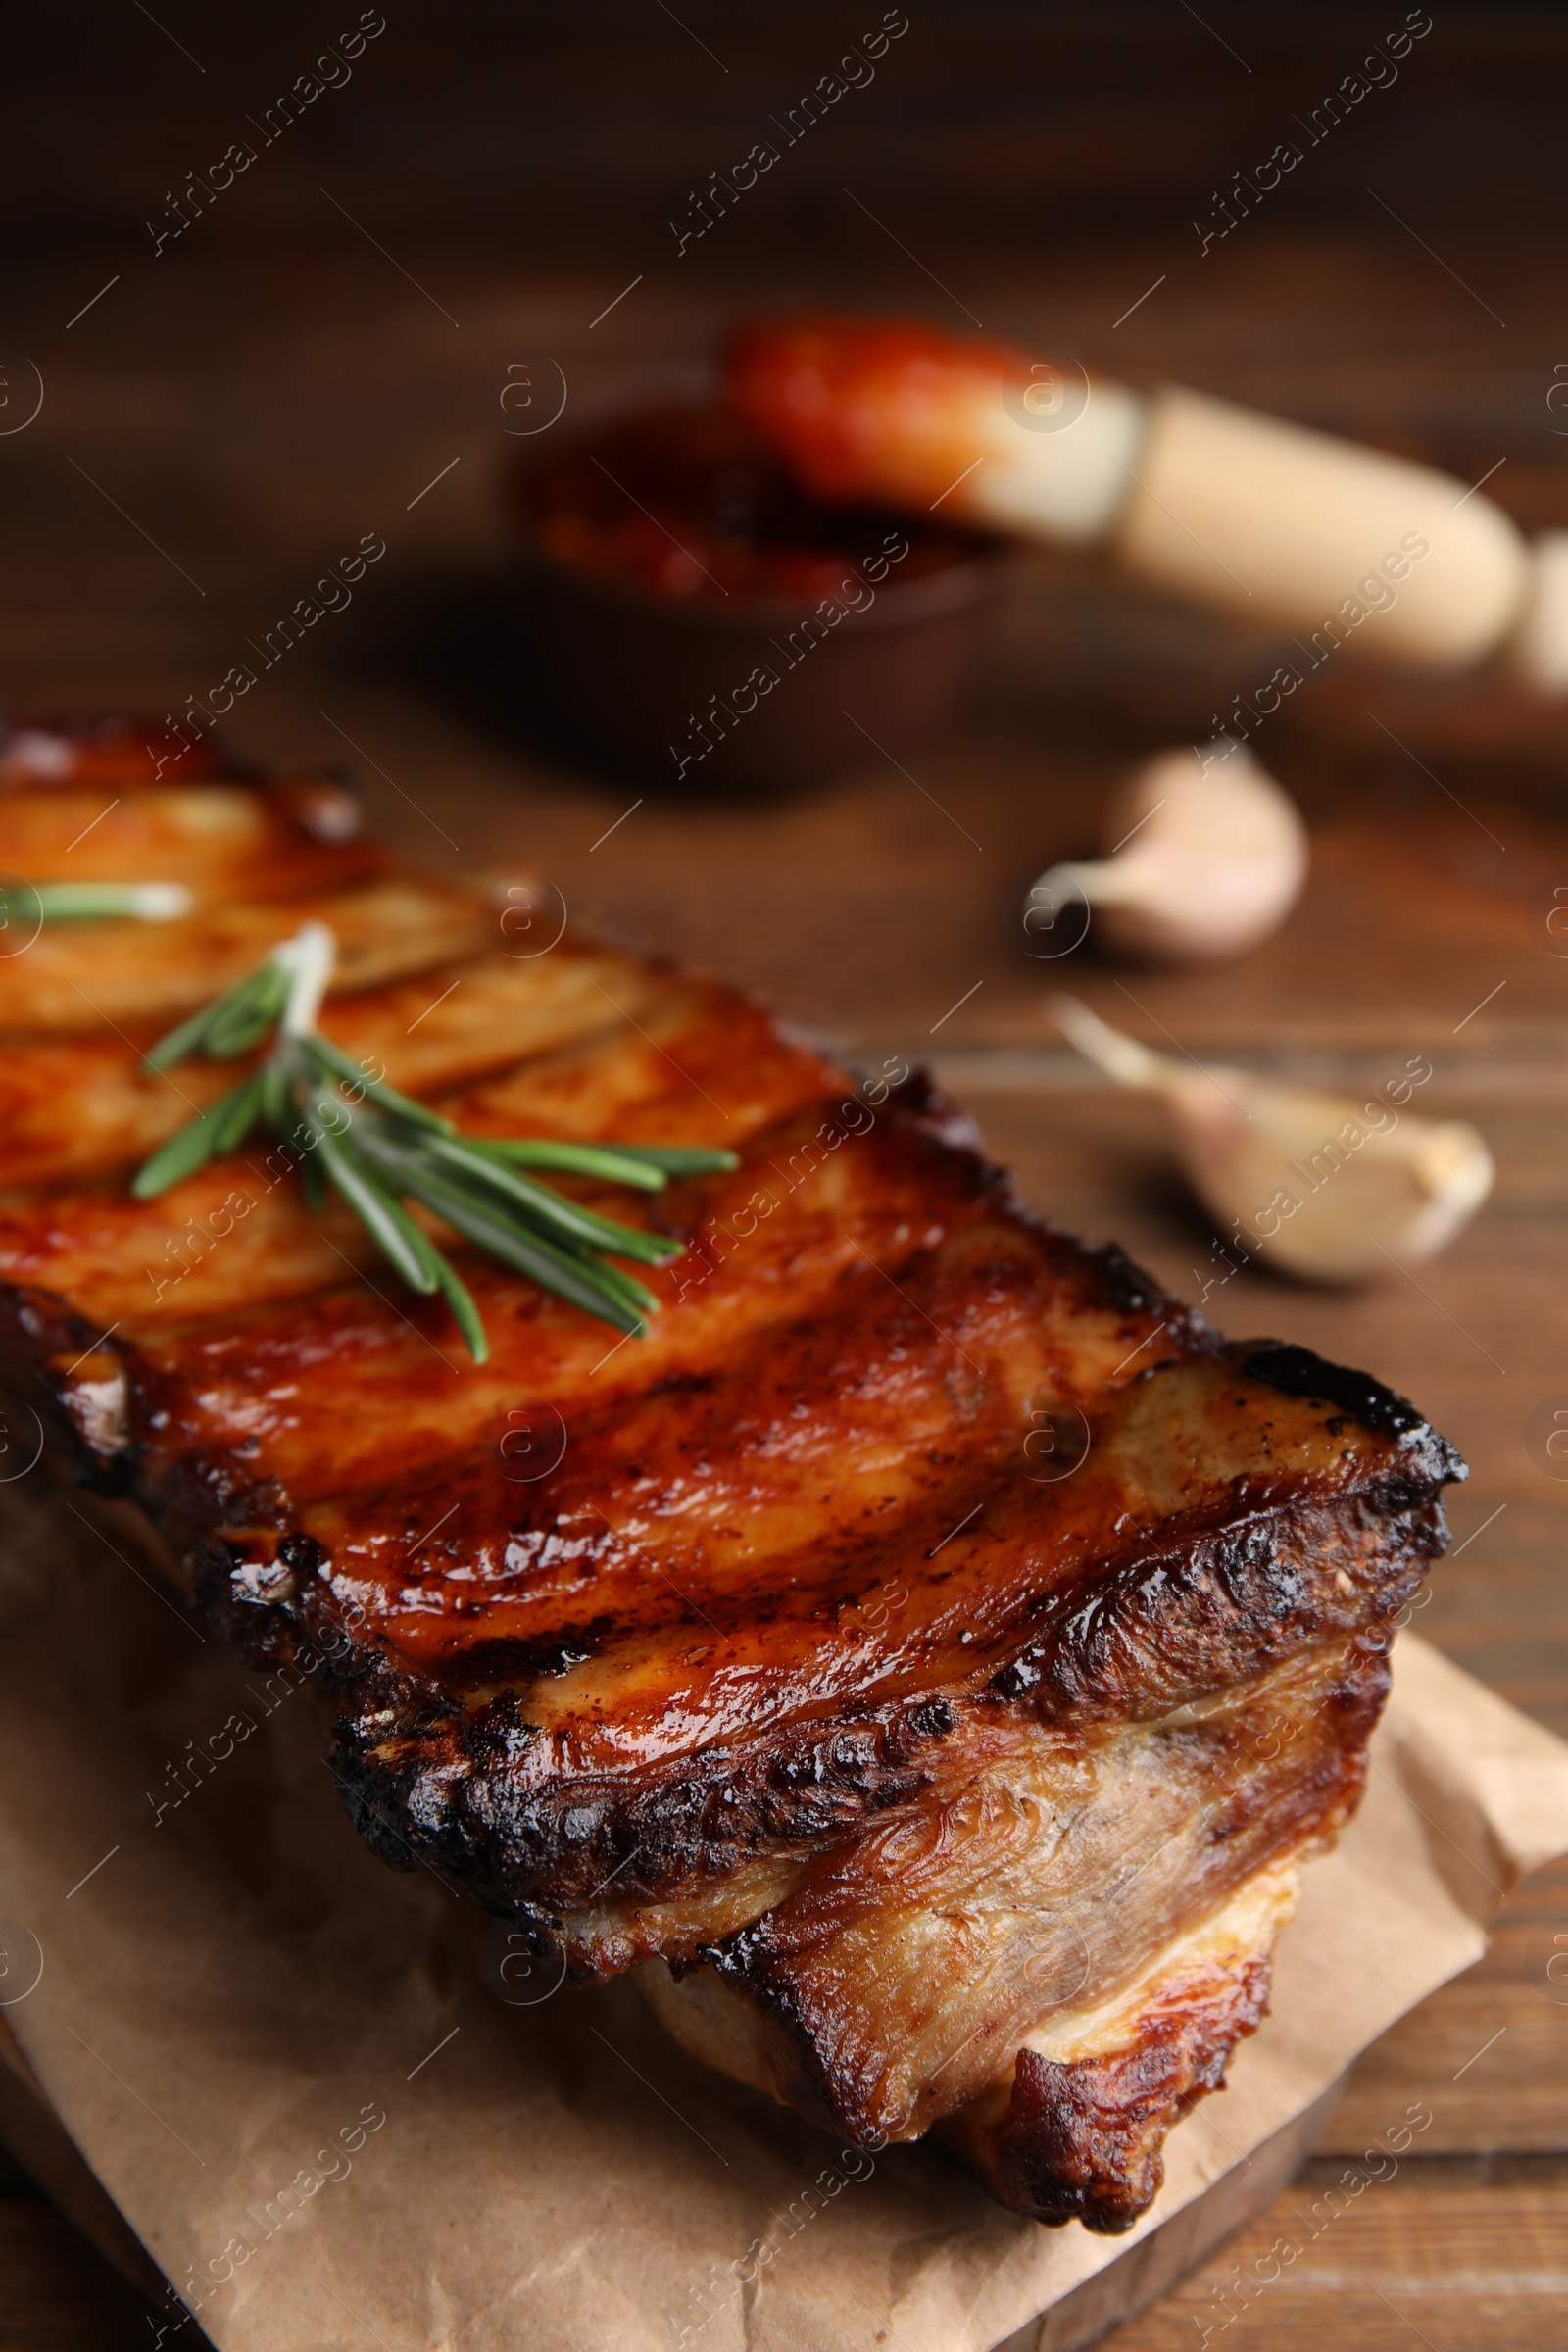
1054,997,1494,1284
1027,741,1308,965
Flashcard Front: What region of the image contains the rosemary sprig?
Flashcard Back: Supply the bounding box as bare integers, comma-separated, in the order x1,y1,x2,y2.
0,878,193,927
132,922,737,1362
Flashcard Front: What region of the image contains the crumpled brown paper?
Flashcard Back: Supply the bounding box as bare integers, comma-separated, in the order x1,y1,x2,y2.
2,1472,1566,2352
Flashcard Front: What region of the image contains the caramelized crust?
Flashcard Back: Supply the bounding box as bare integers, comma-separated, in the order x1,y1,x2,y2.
0,780,384,897
625,1637,1374,2153
0,769,1465,2233
0,877,488,1032
939,1856,1298,2231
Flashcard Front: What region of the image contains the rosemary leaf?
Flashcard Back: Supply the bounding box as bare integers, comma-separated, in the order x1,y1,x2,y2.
391,1211,491,1363
481,1139,738,1183
567,1250,662,1322
142,1000,224,1075
71,883,188,920
0,881,42,935
357,1137,648,1332
305,1035,454,1133
131,1106,220,1198
208,1069,267,1154
420,1135,682,1264
144,956,286,1072
205,960,292,1058
581,1144,739,1175
429,1250,490,1362
304,1102,436,1295
126,925,734,1355
473,1139,670,1191
260,1057,293,1134
356,1128,666,1310
446,1204,649,1332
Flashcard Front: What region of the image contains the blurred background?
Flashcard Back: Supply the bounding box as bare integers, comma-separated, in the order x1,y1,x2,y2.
6,5,1567,1022
4,6,1567,2343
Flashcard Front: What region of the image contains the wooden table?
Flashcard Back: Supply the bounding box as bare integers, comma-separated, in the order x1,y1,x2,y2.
3,9,1567,2343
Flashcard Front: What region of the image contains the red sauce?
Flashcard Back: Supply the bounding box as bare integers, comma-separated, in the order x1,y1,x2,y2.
514,403,984,604
726,315,1027,505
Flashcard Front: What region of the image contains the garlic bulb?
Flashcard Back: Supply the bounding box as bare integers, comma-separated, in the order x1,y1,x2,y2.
1054,997,1494,1283
1026,741,1307,964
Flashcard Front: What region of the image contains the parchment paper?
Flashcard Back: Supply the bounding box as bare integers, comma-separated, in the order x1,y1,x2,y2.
1,1472,1566,2352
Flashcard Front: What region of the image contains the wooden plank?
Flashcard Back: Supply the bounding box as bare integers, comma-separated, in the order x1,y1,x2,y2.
1321,1857,1568,2159
1106,2158,1568,2351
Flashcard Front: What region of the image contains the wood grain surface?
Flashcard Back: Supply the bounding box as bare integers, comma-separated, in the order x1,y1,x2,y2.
2,7,1566,2345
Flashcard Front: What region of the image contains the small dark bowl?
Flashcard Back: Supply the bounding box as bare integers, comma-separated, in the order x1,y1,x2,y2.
506,367,1002,794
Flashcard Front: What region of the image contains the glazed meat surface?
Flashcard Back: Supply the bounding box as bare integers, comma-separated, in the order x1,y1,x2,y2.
0,746,1463,2230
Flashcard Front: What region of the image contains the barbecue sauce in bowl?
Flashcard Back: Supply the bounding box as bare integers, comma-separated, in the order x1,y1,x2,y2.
503,396,1000,793
511,403,982,607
